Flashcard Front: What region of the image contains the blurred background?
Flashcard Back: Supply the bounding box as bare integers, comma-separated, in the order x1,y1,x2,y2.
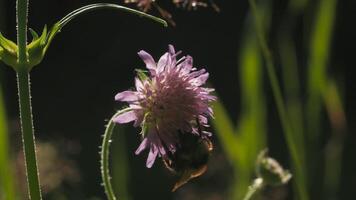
0,0,355,199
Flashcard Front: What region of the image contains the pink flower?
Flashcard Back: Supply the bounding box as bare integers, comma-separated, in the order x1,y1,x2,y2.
125,0,153,12
114,45,216,168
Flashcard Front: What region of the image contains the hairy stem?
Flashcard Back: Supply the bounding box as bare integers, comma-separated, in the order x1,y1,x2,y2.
17,70,42,200
101,108,132,200
17,0,42,199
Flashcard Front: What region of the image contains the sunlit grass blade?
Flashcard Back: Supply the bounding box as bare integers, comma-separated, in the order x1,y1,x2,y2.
238,0,269,171
211,99,239,164
322,79,346,200
230,4,269,197
278,31,306,176
248,0,308,199
211,99,242,199
305,0,337,196
306,0,337,142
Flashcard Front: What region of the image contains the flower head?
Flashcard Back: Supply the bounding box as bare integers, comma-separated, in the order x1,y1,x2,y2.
125,0,153,12
114,45,216,168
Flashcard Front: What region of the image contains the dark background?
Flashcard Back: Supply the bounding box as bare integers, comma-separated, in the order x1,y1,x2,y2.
0,0,355,199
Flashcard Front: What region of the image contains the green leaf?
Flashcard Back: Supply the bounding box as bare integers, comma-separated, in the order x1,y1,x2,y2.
39,25,48,46
29,28,39,42
0,33,17,54
0,33,18,68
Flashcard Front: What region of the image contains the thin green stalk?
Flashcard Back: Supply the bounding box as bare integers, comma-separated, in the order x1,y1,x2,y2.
17,70,42,200
58,3,167,28
101,108,132,200
248,0,307,199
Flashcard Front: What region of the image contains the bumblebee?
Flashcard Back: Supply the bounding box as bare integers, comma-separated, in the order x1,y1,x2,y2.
162,127,213,191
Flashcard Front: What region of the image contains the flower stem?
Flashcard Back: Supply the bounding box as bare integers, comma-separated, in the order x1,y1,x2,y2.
16,0,28,64
17,70,42,200
248,0,308,199
16,0,42,199
101,108,132,200
242,178,264,200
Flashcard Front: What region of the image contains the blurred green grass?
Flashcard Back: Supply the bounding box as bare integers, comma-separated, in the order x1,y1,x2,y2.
0,78,16,200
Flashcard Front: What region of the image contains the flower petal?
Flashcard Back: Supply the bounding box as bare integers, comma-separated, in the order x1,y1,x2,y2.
135,78,144,91
157,52,170,74
146,144,158,168
135,138,148,155
180,56,193,74
189,69,206,78
138,50,156,75
113,110,137,124
191,73,209,86
115,91,139,102
168,44,175,55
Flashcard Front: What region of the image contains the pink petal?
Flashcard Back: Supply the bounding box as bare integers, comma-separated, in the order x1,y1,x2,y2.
168,44,175,55
146,145,158,168
115,91,139,102
192,73,209,86
113,110,137,124
157,52,170,74
135,78,144,91
135,138,148,155
138,50,156,75
180,56,193,74
189,69,206,78
199,115,208,124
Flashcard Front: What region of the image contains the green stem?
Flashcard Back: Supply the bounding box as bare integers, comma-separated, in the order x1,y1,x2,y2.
17,0,42,199
248,0,307,199
58,3,167,28
17,70,42,200
16,0,28,64
242,178,264,200
101,108,132,200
